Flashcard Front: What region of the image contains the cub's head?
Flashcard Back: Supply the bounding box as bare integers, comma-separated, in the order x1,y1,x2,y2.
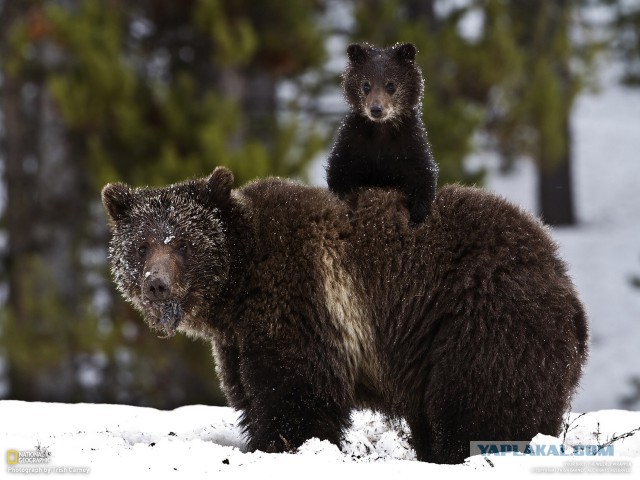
101,167,234,338
343,42,423,123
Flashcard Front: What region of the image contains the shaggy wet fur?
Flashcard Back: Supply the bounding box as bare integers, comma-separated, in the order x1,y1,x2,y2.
326,43,438,224
103,168,588,464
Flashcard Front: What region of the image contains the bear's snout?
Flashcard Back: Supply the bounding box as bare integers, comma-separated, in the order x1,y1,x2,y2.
140,245,183,304
144,272,172,302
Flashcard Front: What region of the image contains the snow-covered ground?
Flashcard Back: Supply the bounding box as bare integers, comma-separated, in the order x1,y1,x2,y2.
1,401,639,478
476,59,640,413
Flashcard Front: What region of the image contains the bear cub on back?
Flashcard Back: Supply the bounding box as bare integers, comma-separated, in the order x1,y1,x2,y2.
326,42,438,224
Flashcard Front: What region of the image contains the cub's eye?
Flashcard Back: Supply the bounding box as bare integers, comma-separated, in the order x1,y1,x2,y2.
138,244,148,257
385,82,396,94
362,82,371,94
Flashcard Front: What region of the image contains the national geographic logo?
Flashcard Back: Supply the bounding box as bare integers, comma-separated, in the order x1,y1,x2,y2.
6,448,51,465
6,450,18,465
6,448,90,475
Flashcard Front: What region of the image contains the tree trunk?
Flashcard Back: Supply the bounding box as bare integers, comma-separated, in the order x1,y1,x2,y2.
1,3,87,401
537,116,576,226
2,75,31,326
1,0,41,401
243,71,277,146
406,0,436,30
537,0,576,227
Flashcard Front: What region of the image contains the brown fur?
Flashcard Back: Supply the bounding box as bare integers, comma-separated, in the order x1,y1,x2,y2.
102,168,588,464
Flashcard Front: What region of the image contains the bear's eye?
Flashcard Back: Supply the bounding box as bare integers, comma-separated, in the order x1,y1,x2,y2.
175,242,190,258
385,82,396,94
138,243,149,257
362,82,371,94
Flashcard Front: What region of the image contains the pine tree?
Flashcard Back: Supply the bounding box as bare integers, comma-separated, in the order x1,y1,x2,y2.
604,0,640,85
485,0,602,225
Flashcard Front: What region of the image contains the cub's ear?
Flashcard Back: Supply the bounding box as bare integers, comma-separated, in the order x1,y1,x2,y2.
347,44,368,64
200,166,234,206
102,183,134,222
395,43,417,62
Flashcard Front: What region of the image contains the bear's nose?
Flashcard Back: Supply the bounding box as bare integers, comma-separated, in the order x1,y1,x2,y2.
144,274,171,302
370,104,383,118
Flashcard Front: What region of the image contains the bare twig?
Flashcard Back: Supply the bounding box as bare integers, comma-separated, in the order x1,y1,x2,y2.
562,412,587,444
594,426,640,455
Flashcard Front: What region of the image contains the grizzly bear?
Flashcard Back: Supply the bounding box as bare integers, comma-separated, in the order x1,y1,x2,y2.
102,167,588,464
326,42,438,224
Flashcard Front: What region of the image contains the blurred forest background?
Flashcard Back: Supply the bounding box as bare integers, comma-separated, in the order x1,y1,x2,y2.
0,0,638,409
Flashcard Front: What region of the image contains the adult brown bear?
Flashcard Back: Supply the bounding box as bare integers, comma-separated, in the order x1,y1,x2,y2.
102,167,588,464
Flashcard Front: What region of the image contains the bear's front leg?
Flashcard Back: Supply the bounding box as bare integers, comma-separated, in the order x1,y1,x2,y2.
406,166,437,225
239,337,351,453
211,334,250,412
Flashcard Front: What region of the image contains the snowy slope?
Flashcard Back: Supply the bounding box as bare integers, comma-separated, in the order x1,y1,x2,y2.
1,401,639,479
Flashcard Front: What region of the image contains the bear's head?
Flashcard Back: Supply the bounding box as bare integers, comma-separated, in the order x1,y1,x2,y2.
102,167,234,338
343,42,424,123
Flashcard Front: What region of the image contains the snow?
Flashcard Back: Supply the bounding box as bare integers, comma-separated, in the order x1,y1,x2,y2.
1,401,639,478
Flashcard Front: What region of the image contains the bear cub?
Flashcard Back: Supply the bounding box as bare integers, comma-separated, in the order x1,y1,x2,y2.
326,42,438,224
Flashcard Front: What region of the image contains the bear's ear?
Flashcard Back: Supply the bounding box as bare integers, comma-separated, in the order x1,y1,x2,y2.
347,44,368,64
200,166,234,207
102,183,134,222
395,43,417,62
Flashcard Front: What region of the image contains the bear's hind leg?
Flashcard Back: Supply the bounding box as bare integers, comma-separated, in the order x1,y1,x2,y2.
407,416,435,462
409,413,470,464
